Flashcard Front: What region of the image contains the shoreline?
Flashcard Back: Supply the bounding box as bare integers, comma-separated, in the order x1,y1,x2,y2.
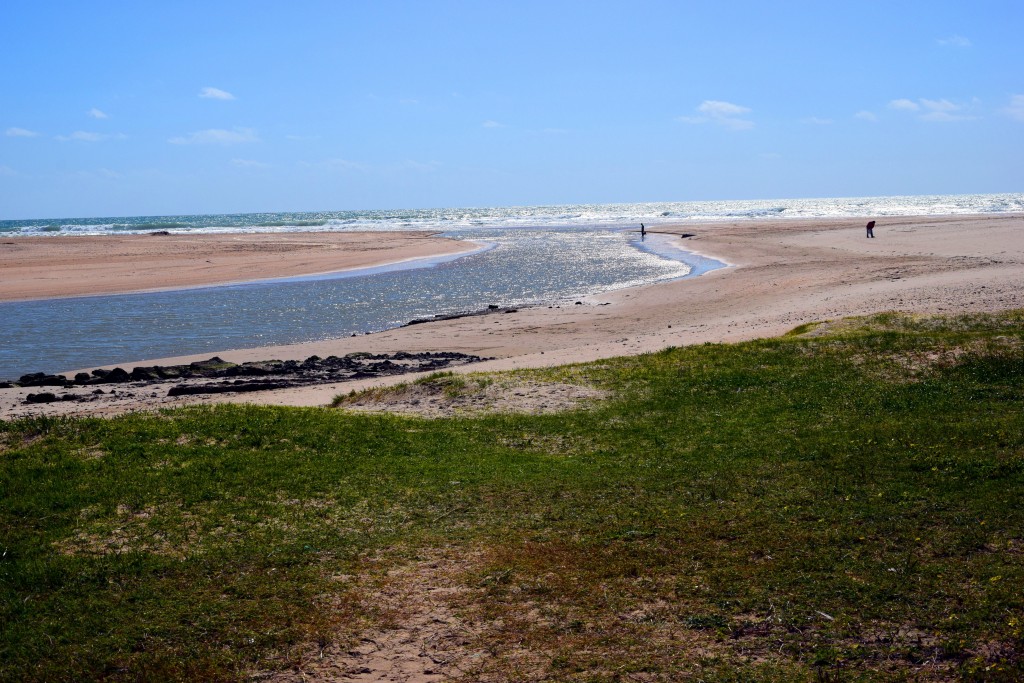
2,212,1022,419
0,231,477,303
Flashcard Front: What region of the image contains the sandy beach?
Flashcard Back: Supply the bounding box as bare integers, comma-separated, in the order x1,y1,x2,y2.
2,213,1022,419
0,231,476,302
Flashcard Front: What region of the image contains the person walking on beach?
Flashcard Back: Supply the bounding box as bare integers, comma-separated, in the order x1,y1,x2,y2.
866,220,876,238
640,223,646,239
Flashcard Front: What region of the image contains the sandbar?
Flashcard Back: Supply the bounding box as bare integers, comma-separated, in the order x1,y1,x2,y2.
2,213,1022,418
0,231,476,302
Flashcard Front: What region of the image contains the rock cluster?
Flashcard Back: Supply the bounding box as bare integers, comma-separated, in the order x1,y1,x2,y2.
9,352,489,404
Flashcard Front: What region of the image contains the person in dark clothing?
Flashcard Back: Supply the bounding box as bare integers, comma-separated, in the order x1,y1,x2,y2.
866,220,876,238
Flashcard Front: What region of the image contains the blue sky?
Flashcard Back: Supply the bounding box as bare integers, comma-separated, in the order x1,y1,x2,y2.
2,1,1022,219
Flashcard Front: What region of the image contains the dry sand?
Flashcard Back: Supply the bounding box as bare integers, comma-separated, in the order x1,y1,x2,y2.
2,213,1022,419
0,231,475,302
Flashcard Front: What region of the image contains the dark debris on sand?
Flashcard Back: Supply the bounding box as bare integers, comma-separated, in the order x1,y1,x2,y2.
10,352,490,404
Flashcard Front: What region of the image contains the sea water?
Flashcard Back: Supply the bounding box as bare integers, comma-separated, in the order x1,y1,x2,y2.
1,193,1021,379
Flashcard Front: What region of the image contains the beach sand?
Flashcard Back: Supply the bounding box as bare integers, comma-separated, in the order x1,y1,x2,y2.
2,213,1022,418
0,231,476,302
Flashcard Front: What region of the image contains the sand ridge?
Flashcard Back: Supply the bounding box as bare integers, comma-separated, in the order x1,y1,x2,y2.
0,231,475,302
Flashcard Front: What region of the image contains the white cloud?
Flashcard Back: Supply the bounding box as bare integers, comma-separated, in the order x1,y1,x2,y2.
55,131,126,142
919,111,975,122
888,98,976,122
6,127,39,137
938,35,971,47
398,160,441,172
168,128,259,145
199,87,236,101
999,94,1024,122
888,99,920,111
0,165,17,176
801,116,833,125
481,120,505,128
678,100,754,130
231,158,270,169
72,168,122,180
88,108,109,119
300,158,365,172
855,110,878,122
920,98,958,112
698,100,750,117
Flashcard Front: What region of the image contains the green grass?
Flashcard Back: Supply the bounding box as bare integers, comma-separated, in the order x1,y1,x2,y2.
2,311,1023,681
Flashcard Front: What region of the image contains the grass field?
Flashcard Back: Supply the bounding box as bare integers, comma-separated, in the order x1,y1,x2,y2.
2,311,1022,681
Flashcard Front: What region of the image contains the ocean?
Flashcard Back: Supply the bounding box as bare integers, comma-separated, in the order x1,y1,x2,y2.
1,193,1021,380
2,193,1022,237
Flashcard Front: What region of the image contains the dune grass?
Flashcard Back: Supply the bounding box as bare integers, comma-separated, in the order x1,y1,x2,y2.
1,311,1022,681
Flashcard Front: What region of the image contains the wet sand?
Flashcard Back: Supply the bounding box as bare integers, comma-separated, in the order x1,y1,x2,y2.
2,213,1022,418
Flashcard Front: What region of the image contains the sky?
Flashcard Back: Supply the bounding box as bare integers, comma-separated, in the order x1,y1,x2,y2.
1,1,1022,219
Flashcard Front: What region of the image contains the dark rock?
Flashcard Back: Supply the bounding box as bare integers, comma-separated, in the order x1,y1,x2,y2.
189,358,230,373
0,382,13,389
74,372,91,383
488,304,499,310
167,381,291,397
98,368,131,383
150,230,171,236
17,372,69,388
25,392,59,404
130,367,158,381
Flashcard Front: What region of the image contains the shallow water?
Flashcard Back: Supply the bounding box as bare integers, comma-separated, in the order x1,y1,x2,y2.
0,228,710,379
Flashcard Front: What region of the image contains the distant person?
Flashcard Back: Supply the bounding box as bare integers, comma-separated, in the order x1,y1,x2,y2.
640,223,646,239
866,220,876,238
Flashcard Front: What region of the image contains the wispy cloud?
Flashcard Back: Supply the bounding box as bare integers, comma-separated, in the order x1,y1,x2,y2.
888,98,920,111
481,120,505,128
6,127,39,137
72,168,122,180
168,128,259,145
937,35,971,48
300,158,365,172
0,165,17,176
855,110,878,122
199,87,236,101
1000,94,1024,122
889,98,977,122
678,100,753,130
231,158,271,169
801,116,833,125
87,108,109,119
397,160,441,172
286,134,321,141
55,131,126,142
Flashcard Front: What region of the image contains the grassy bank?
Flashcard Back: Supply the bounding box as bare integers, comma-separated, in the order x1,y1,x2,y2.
2,312,1022,681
